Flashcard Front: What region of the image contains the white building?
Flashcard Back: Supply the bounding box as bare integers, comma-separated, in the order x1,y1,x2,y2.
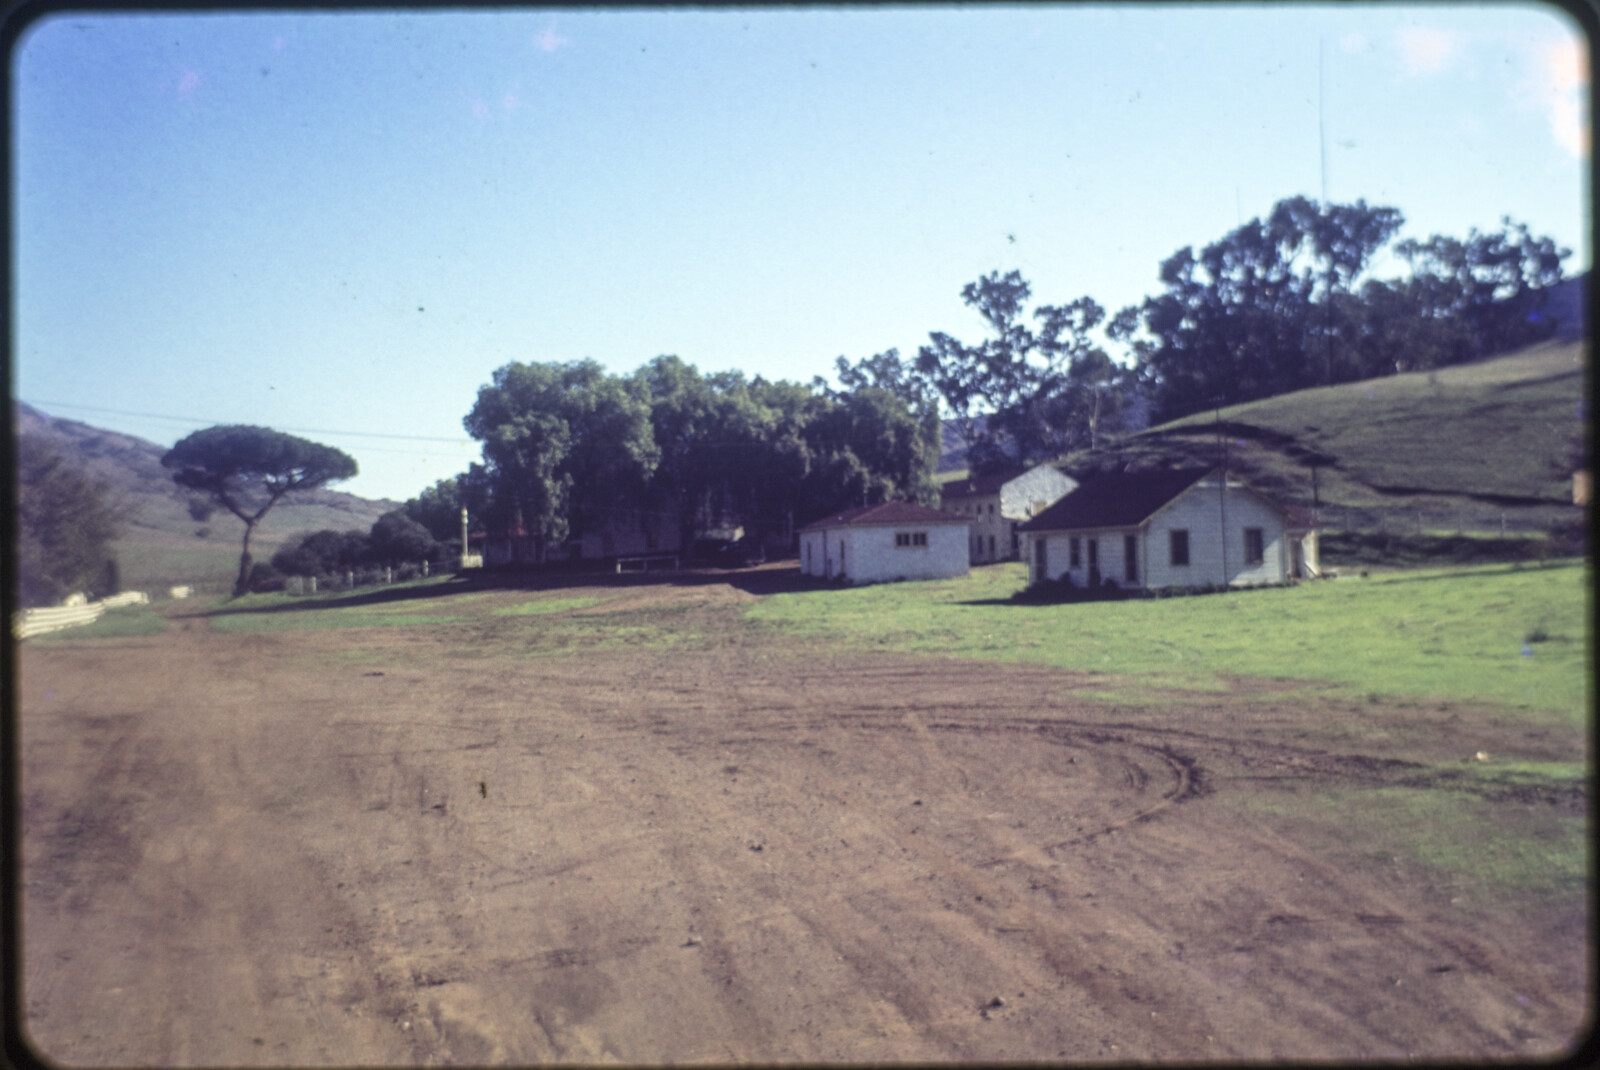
1019,467,1321,590
799,501,971,584
939,463,1078,564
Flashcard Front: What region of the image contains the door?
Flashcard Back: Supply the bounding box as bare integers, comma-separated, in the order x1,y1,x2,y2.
1087,538,1099,586
1034,537,1047,583
1124,533,1138,584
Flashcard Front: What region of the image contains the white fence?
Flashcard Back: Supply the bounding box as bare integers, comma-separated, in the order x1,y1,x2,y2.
14,591,149,640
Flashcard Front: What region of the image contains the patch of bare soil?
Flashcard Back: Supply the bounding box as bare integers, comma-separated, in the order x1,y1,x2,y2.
18,584,1589,1064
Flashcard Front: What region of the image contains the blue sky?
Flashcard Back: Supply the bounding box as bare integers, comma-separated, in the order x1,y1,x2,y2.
12,4,1590,503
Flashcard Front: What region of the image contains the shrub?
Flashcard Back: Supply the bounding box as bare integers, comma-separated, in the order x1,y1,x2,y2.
247,561,284,592
368,511,439,567
271,529,371,577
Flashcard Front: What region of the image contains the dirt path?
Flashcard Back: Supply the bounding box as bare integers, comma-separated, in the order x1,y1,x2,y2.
18,586,1588,1064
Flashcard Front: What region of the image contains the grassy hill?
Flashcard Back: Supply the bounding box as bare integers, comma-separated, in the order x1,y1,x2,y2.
1062,339,1586,534
16,403,400,593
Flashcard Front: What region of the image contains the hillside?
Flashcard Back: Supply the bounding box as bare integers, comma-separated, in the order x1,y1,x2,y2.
1062,338,1586,531
15,403,400,592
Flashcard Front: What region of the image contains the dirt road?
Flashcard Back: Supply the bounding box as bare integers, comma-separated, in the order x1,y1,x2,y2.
18,578,1588,1063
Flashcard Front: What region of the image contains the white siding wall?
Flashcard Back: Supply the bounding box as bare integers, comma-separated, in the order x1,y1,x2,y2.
803,522,969,583
800,530,829,578
1144,481,1287,589
1026,529,1137,589
999,465,1077,520
1026,480,1289,590
956,494,1005,562
947,466,1077,564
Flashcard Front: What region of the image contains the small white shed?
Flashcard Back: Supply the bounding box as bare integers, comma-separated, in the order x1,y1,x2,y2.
1019,467,1320,590
799,501,971,585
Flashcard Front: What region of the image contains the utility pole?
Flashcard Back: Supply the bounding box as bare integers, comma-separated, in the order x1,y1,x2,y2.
1216,403,1228,585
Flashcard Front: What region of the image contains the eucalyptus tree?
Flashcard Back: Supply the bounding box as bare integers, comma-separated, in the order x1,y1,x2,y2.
916,271,1120,470
463,360,658,562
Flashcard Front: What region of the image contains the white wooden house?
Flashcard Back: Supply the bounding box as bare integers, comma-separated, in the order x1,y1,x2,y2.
1018,467,1321,590
939,463,1078,564
799,501,970,584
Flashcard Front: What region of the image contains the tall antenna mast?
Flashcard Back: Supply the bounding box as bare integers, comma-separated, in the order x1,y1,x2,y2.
1318,36,1334,383
1318,37,1328,204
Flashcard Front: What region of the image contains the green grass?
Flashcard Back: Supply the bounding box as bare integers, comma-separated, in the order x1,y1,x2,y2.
1156,340,1585,504
1320,531,1554,569
1227,781,1587,908
113,537,253,595
202,576,475,633
29,603,169,640
748,561,1589,720
208,609,470,633
1058,341,1585,527
194,582,682,652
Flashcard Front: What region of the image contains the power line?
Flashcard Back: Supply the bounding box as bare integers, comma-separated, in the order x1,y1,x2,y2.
18,398,472,444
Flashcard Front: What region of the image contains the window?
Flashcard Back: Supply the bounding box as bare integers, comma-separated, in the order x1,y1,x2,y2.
988,535,996,557
895,531,928,548
988,503,995,516
1244,527,1264,565
1124,534,1138,583
1170,529,1190,566
1069,537,1081,568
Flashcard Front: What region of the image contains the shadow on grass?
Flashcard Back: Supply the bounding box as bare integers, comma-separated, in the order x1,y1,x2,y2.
185,561,828,619
1332,559,1583,586
952,559,1586,608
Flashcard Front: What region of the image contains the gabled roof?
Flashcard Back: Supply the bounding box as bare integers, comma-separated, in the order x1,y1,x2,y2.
939,467,1028,499
1018,467,1217,532
800,501,968,532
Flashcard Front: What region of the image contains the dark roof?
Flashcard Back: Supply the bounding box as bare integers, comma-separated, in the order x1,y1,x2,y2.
939,467,1028,499
800,501,969,532
1284,505,1323,530
1018,467,1216,532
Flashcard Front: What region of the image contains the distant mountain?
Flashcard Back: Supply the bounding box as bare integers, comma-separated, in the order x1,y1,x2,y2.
14,403,400,591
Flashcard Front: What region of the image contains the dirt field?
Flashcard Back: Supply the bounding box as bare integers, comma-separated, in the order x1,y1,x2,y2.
18,573,1589,1063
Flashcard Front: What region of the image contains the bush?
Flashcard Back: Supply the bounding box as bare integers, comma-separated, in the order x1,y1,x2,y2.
368,511,439,567
271,529,371,577
248,562,283,592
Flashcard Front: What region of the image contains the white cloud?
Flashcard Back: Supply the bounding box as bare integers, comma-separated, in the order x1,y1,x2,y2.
533,26,570,53
1522,36,1589,157
1396,26,1460,76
